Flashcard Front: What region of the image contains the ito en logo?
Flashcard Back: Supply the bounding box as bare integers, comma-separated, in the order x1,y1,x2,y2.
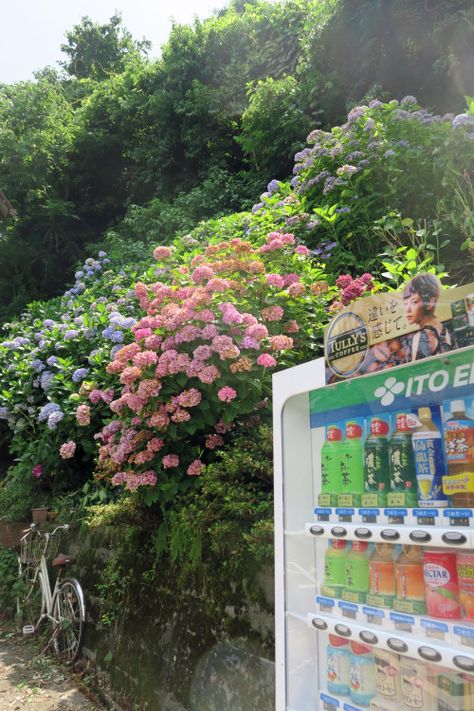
374,376,405,406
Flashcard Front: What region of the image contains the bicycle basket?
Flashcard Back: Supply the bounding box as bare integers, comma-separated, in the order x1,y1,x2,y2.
20,528,63,566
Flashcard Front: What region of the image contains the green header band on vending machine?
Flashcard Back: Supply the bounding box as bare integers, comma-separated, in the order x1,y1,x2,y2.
310,346,474,428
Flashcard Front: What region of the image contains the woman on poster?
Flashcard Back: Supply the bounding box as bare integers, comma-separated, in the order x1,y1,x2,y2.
402,273,454,360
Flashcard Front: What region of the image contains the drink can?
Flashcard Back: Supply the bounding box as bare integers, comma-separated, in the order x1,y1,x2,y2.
457,551,474,620
423,549,462,619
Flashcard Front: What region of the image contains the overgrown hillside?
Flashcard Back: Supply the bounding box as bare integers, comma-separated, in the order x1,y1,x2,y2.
0,0,473,319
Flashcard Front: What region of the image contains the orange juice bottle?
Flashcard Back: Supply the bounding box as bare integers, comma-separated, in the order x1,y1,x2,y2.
368,543,396,608
394,545,426,614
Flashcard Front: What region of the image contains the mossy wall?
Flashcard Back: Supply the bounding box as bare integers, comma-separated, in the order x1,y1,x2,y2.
68,525,275,710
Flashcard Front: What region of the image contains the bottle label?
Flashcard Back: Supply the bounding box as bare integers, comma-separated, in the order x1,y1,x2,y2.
375,653,398,699
327,647,350,694
350,657,376,702
401,663,425,709
445,420,474,466
457,552,474,620
423,552,461,619
413,432,447,504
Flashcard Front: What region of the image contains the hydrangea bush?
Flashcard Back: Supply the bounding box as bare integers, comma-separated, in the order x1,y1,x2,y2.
92,234,333,503
250,98,474,274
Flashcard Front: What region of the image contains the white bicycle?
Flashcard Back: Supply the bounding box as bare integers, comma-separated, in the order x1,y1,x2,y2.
18,523,86,664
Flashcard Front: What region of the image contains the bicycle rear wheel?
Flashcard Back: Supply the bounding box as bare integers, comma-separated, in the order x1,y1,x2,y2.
52,577,86,664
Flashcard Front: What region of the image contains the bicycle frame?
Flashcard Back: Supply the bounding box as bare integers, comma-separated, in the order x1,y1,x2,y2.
31,554,63,629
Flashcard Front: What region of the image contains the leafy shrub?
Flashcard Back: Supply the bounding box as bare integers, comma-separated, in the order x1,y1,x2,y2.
93,233,333,503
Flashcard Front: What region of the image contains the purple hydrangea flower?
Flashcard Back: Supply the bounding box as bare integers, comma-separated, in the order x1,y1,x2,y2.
267,179,280,194
64,330,79,340
72,368,89,383
46,356,58,367
40,371,54,390
43,319,55,328
39,402,61,422
31,359,46,373
47,410,64,430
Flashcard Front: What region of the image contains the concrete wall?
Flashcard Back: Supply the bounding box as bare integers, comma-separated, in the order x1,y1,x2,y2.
68,525,275,710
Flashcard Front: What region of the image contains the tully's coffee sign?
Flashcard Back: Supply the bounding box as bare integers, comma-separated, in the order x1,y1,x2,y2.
324,275,474,383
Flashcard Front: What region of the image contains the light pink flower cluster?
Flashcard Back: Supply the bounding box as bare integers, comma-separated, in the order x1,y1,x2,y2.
59,440,76,459
92,232,328,494
218,386,237,403
76,404,91,426
153,246,172,260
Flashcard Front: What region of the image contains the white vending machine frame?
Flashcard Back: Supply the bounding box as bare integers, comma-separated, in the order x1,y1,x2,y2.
273,347,474,711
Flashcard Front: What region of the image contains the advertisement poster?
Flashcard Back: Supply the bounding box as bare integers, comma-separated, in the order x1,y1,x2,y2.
324,275,474,384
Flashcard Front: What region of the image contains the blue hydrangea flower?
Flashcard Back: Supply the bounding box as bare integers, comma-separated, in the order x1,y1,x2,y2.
39,402,61,422
64,330,79,340
102,327,124,343
40,371,54,390
43,319,55,328
384,149,396,158
102,258,111,265
31,359,46,373
251,203,263,214
46,356,58,367
0,407,10,419
98,251,107,258
267,179,280,195
47,410,64,430
110,345,123,359
72,368,89,383
335,206,350,214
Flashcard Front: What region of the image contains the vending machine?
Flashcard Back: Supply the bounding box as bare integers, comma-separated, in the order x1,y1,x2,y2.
273,282,474,711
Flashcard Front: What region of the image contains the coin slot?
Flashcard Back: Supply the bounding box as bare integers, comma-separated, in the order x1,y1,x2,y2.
387,638,408,653
331,526,347,537
310,525,325,536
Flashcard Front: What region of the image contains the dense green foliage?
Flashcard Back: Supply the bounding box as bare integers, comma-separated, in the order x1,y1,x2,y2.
0,0,473,319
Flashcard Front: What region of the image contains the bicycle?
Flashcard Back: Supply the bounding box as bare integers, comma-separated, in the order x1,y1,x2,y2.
18,523,86,664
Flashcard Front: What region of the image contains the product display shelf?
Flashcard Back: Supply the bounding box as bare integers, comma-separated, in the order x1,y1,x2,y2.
313,592,474,651
307,611,474,674
313,506,474,528
305,520,474,547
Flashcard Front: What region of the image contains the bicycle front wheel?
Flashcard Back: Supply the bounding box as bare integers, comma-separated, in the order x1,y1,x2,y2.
52,578,86,664
18,562,44,630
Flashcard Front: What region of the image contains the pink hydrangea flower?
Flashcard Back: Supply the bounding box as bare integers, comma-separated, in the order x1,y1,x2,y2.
218,386,237,403
187,459,204,476
76,404,91,426
295,245,310,256
177,388,202,408
32,464,43,478
261,306,284,321
162,454,180,468
257,353,277,367
59,441,76,459
205,434,224,449
89,389,102,404
288,282,306,297
265,274,285,288
191,265,214,283
269,335,294,351
153,246,172,260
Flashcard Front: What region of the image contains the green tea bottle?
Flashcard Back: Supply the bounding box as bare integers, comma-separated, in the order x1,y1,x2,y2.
339,422,365,506
388,413,418,507
344,541,369,603
363,417,390,506
323,539,347,597
320,425,343,506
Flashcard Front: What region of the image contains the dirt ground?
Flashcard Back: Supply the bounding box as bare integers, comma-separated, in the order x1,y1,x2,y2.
0,623,103,710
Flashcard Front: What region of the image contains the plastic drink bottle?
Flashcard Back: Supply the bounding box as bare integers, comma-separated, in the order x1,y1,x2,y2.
340,421,365,506
411,407,447,507
395,545,426,615
399,657,436,711
456,551,474,620
320,425,343,505
349,641,377,706
372,649,401,709
344,540,369,599
364,417,390,506
388,413,418,507
442,399,474,507
369,543,396,607
327,634,350,695
323,539,347,595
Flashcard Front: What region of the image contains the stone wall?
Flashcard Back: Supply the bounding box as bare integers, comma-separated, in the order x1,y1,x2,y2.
67,525,275,710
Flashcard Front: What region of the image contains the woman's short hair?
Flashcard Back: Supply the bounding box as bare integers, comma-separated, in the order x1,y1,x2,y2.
403,274,441,313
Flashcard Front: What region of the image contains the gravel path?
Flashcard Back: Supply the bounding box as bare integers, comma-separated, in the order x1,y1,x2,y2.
0,623,102,710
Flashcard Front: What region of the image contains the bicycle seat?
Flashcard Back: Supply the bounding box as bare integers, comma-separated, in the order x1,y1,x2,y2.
52,553,76,567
